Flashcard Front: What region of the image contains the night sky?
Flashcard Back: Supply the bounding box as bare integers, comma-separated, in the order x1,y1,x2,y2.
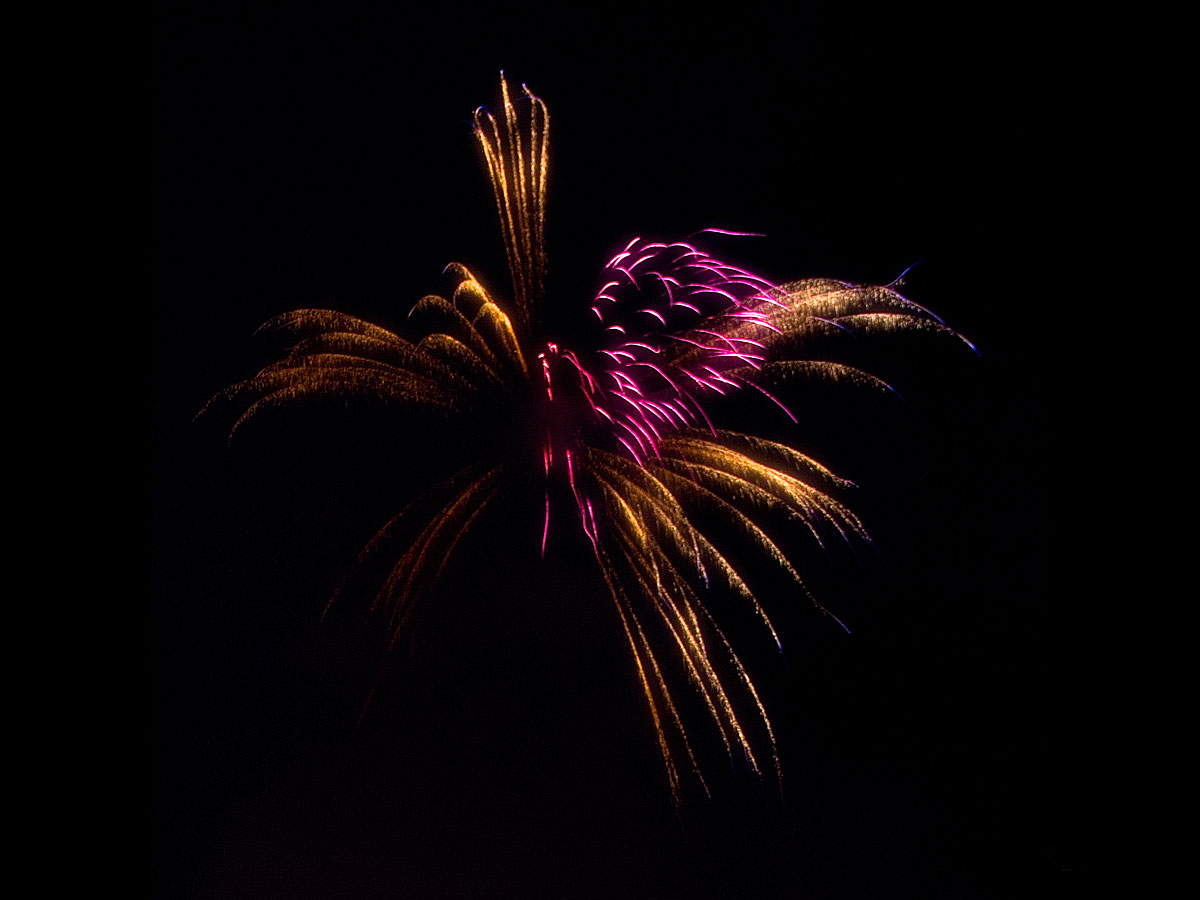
152,3,1083,897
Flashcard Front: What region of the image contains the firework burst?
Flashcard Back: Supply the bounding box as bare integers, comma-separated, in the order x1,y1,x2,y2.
203,75,973,802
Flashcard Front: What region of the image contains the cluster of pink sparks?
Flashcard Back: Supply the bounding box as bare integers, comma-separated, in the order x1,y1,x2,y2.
536,231,798,557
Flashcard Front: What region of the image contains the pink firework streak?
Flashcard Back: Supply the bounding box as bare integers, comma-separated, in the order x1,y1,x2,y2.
538,234,797,555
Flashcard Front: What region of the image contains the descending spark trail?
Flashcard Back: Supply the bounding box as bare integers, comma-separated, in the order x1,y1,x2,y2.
204,74,973,803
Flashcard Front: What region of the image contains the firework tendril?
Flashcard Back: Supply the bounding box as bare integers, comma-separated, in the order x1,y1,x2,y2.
203,75,974,803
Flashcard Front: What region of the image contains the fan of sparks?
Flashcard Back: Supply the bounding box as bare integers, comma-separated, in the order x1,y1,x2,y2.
205,76,973,802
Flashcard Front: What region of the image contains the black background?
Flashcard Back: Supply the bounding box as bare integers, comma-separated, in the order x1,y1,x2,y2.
152,3,1081,897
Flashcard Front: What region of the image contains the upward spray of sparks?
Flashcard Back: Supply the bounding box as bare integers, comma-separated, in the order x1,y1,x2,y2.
203,75,974,803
